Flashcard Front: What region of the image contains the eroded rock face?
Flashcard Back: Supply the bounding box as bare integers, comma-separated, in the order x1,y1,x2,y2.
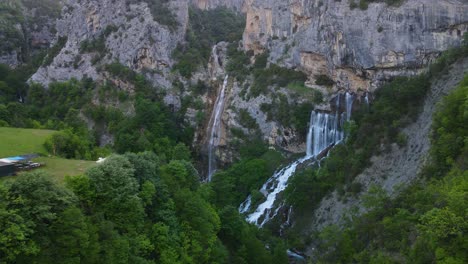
243,0,468,92
30,0,190,87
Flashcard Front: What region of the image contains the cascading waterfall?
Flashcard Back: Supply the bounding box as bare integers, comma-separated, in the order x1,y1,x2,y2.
240,92,355,226
211,45,220,73
345,92,354,121
207,75,229,181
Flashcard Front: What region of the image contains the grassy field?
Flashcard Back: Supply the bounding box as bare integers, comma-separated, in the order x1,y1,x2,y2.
0,127,54,156
0,127,95,182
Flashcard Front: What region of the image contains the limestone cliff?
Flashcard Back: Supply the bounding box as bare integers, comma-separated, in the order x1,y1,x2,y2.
243,0,468,93
30,0,189,88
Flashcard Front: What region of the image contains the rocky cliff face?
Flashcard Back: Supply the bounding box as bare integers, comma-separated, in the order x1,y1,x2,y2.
29,0,246,86
243,0,468,93
30,0,189,88
0,0,60,67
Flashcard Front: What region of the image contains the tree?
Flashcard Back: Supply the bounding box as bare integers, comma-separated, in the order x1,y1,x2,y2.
0,183,38,262
86,155,144,233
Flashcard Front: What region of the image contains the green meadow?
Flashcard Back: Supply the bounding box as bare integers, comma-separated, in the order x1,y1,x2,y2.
0,127,95,182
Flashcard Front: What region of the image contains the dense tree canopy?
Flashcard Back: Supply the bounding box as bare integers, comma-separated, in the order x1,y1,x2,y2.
0,153,287,263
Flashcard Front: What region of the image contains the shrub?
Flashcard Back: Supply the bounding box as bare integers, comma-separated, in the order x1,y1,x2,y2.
315,74,334,86
238,109,259,131
173,7,245,78
43,36,67,66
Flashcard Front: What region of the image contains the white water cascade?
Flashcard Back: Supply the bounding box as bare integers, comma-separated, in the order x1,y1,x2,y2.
207,75,229,181
240,92,355,226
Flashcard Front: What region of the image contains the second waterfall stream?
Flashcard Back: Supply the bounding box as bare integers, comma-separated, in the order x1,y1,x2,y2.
207,75,229,181
239,92,355,226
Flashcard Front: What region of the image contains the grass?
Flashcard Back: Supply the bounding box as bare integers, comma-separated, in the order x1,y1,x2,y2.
0,127,95,182
32,157,95,182
0,127,54,156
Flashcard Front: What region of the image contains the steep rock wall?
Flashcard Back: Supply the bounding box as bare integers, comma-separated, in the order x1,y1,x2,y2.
243,0,468,92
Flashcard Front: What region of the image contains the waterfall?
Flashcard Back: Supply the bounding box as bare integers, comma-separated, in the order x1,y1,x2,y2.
240,92,355,226
239,195,251,214
211,45,220,71
345,92,353,121
307,112,344,157
207,75,229,181
246,156,309,226
287,250,305,260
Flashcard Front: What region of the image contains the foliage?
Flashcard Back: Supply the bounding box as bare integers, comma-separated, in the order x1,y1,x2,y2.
173,7,245,78
425,74,468,177
43,36,67,66
238,109,259,131
44,129,96,160
0,1,25,54
0,149,289,263
314,158,467,263
1,60,194,160
0,60,43,105
225,43,251,80
315,74,334,87
350,0,404,10
250,63,307,97
127,0,179,31
260,95,314,136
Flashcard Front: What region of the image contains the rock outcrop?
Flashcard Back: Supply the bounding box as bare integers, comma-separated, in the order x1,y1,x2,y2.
243,0,468,92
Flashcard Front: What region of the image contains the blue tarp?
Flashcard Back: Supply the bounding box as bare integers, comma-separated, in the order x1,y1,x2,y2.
4,156,26,161
2,154,39,162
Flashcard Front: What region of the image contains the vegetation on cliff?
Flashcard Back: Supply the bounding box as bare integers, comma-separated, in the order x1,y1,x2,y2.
173,7,245,78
